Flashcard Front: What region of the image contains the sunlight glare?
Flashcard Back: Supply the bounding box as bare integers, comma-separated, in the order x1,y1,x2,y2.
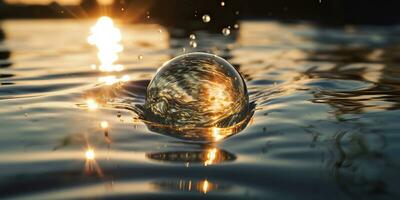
201,180,209,194
100,121,109,129
88,16,124,72
85,149,95,160
211,127,224,141
86,98,99,110
204,148,217,166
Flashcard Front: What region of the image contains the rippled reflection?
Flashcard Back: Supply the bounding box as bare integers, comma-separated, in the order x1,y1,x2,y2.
146,147,236,166
88,16,123,72
328,130,396,198
152,179,226,194
88,16,131,86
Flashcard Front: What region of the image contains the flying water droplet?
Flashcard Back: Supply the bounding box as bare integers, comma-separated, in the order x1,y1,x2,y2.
189,34,196,40
138,55,143,60
234,24,239,29
202,15,211,23
146,11,150,19
190,40,197,48
221,1,225,6
144,52,252,141
222,28,231,36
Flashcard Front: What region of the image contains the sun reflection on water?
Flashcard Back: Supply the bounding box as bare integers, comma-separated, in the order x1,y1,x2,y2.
85,148,95,160
86,98,99,110
88,16,131,86
152,179,218,194
84,147,103,177
201,180,209,193
88,16,123,72
204,148,217,166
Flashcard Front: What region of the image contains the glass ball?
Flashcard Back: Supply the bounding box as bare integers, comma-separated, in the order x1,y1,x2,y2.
144,52,251,141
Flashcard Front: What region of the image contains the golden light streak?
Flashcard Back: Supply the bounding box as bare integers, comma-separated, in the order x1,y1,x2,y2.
201,180,209,194
211,127,224,142
204,148,217,166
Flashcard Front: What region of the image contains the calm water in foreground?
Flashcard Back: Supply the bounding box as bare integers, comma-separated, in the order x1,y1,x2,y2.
0,19,400,200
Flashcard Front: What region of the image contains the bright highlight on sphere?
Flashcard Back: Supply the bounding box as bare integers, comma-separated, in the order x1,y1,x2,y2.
145,52,249,138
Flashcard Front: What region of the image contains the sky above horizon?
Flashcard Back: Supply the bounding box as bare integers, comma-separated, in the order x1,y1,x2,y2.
5,0,113,5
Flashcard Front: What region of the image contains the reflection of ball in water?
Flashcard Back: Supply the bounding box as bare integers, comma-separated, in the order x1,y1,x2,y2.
145,52,249,133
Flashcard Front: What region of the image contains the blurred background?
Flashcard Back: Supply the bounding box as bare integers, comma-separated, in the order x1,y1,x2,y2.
1,0,400,25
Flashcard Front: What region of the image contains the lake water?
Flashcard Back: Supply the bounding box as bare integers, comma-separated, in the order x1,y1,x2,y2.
0,19,400,200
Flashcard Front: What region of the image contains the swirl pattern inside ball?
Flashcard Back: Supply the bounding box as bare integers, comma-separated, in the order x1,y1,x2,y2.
145,52,250,141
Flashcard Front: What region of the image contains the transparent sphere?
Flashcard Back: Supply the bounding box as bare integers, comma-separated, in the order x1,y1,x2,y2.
144,52,251,141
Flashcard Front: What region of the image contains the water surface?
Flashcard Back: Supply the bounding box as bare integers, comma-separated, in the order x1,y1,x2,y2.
0,19,400,200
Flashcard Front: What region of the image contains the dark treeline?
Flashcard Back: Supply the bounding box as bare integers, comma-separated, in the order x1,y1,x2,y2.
1,0,400,26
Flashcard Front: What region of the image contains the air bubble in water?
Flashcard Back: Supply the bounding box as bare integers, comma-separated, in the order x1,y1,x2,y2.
222,28,231,36
144,52,251,141
202,15,211,23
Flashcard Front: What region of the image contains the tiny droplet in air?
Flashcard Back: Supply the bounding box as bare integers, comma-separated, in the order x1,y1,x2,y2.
190,40,198,48
202,15,211,23
222,28,231,36
190,34,196,40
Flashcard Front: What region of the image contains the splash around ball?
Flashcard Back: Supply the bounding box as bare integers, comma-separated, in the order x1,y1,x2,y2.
144,52,253,142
